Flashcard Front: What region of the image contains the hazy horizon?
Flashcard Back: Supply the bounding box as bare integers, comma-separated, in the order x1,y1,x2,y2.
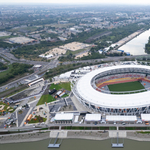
0,0,150,5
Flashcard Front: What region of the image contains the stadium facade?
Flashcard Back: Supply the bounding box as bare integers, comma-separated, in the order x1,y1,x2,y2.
73,65,150,115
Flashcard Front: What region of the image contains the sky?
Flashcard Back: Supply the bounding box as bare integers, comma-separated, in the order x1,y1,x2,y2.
1,0,150,5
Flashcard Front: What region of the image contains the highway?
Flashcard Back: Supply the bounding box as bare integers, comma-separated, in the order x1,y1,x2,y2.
0,50,59,93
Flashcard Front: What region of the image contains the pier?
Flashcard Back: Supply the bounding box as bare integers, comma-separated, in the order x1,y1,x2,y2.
48,132,62,148
111,132,124,148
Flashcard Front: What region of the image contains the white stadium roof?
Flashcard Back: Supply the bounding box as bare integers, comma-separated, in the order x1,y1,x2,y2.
76,65,150,109
85,114,101,121
106,115,137,121
54,113,74,121
141,114,150,121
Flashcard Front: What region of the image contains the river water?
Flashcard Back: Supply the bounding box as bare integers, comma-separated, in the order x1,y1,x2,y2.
1,138,150,150
119,29,150,55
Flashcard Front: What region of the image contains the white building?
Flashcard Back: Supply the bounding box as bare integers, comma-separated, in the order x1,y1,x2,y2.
54,113,74,123
85,114,101,124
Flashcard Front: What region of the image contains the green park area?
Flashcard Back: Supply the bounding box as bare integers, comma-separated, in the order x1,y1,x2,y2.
50,82,71,91
28,115,47,124
108,81,145,92
37,82,71,106
0,64,12,78
36,94,55,106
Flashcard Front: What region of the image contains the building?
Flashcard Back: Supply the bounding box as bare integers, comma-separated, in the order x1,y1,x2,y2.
7,37,35,44
73,65,150,115
84,114,101,124
39,54,53,59
54,113,74,124
106,115,137,124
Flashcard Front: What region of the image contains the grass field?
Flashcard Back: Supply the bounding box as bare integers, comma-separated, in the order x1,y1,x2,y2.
108,81,145,92
36,94,55,106
62,93,69,98
65,49,86,55
50,82,71,91
37,82,71,106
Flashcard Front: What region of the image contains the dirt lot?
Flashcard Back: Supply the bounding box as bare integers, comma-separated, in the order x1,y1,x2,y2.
10,88,36,100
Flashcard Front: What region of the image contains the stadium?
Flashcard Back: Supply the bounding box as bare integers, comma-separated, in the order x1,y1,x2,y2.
73,65,150,115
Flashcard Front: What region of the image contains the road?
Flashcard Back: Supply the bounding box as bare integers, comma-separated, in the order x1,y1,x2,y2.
0,51,59,93
62,54,150,66
0,122,150,132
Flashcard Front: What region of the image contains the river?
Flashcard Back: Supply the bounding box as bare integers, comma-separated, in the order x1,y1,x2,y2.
119,29,150,55
1,138,150,150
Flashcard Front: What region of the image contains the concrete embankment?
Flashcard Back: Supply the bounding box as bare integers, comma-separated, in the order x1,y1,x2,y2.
1,130,150,144
0,131,50,144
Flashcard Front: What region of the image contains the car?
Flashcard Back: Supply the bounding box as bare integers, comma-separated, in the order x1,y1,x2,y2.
114,122,116,125
145,121,149,125
122,122,126,125
79,119,83,124
101,120,106,124
41,122,45,125
136,120,142,124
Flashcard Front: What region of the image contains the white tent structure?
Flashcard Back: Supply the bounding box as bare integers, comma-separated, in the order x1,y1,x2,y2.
85,114,101,124
106,115,137,122
54,113,74,123
141,114,150,121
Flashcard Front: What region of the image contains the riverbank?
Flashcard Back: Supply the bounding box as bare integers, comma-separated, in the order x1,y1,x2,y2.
2,130,150,144
115,29,146,50
0,131,50,144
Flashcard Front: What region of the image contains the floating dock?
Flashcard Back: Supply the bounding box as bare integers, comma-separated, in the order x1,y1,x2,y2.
111,132,124,148
48,132,62,148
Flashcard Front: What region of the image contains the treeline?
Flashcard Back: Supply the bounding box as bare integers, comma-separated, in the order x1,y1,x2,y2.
58,53,75,62
0,41,20,48
0,62,7,70
0,63,33,85
12,40,64,57
145,37,150,54
91,23,146,53
45,63,83,79
108,23,143,43
80,52,105,60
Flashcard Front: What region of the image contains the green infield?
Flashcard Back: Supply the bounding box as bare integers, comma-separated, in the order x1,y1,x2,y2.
108,81,145,92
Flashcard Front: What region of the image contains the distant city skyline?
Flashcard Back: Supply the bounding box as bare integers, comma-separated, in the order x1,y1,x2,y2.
1,0,150,5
